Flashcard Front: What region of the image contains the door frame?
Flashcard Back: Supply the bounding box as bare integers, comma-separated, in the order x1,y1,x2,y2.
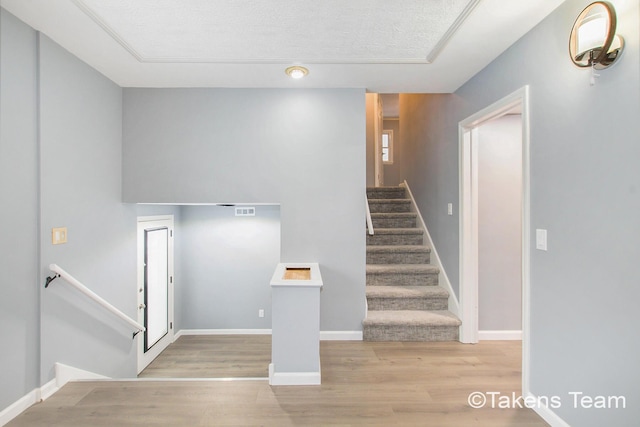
373,93,384,187
136,215,175,374
458,86,531,390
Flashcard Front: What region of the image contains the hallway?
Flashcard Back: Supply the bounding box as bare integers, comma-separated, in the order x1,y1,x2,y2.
9,340,546,426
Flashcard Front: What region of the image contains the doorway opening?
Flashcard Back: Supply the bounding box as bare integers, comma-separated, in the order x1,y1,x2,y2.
458,86,531,392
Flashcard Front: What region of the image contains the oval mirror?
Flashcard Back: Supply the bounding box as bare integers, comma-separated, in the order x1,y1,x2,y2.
569,1,623,69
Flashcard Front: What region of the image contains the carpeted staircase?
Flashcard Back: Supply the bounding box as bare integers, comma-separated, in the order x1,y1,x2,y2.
363,186,461,341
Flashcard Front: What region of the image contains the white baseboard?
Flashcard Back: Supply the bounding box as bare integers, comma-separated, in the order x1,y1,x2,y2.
1,363,114,425
402,180,460,317
175,329,272,340
54,363,109,389
0,388,39,426
0,363,98,426
268,363,321,386
478,330,522,340
525,391,571,427
39,378,58,401
320,331,362,341
175,329,363,341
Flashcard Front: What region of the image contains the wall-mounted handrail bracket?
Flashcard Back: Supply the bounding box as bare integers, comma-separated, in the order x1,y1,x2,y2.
132,329,142,340
44,274,60,288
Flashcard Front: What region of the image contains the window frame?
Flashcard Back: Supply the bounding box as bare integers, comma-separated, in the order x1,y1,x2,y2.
381,129,394,164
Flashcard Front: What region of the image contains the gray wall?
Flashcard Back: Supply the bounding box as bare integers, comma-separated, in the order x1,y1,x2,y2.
0,9,40,410
123,88,366,332
400,0,639,424
477,115,522,332
180,205,280,329
38,34,138,381
400,93,462,294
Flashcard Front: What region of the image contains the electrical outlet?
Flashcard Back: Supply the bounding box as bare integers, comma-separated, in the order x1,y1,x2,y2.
258,309,265,318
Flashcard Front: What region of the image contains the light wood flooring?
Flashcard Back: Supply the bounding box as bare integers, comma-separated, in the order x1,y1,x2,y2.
139,335,271,378
8,338,548,426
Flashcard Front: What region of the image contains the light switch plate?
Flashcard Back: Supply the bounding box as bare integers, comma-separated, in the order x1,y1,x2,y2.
536,229,547,251
52,227,68,245
447,203,453,216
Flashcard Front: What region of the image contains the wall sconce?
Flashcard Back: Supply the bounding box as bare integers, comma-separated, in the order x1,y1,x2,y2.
569,1,624,85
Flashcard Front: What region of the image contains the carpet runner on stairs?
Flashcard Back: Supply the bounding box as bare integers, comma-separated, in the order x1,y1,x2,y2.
363,186,461,341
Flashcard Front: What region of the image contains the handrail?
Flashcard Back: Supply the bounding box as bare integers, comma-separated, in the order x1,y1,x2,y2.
46,264,145,339
365,193,374,235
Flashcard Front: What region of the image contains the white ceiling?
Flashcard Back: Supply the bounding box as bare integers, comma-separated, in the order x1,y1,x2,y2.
0,0,565,92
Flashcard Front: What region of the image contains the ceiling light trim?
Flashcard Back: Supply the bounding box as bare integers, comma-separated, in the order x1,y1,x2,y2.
72,0,481,66
426,0,482,63
73,0,146,62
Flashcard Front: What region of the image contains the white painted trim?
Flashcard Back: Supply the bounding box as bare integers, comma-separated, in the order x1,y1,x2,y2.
401,180,460,318
175,329,273,339
39,378,58,401
55,363,109,389
320,331,363,341
0,362,110,426
269,364,321,386
526,392,572,427
478,330,522,340
365,193,374,235
458,85,532,395
137,216,175,374
130,377,269,382
426,0,483,63
137,215,174,223
0,389,39,426
175,329,363,341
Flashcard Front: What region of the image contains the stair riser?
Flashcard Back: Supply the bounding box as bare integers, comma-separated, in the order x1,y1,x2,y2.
371,217,416,228
363,325,459,341
367,190,406,199
366,273,438,286
368,201,411,213
367,252,430,264
367,298,448,311
367,234,423,246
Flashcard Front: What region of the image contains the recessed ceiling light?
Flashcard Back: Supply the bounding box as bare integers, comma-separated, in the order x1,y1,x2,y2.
285,66,309,79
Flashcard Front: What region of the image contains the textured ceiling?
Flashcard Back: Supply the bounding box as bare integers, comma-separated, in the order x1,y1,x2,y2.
75,0,471,63
0,0,567,91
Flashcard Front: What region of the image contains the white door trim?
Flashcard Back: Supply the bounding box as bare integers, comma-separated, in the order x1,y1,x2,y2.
458,86,531,393
137,215,175,374
373,93,384,187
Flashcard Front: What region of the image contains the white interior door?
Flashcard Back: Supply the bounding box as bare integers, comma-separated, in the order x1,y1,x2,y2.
137,216,174,374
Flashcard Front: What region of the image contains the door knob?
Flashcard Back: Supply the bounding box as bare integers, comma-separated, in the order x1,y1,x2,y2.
139,303,146,309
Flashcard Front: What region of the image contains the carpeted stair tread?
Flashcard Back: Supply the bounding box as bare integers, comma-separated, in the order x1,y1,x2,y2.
366,285,449,299
367,264,439,274
367,245,431,254
369,228,423,235
368,198,412,204
370,212,417,218
368,199,412,214
369,212,418,228
363,310,461,327
367,187,407,199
